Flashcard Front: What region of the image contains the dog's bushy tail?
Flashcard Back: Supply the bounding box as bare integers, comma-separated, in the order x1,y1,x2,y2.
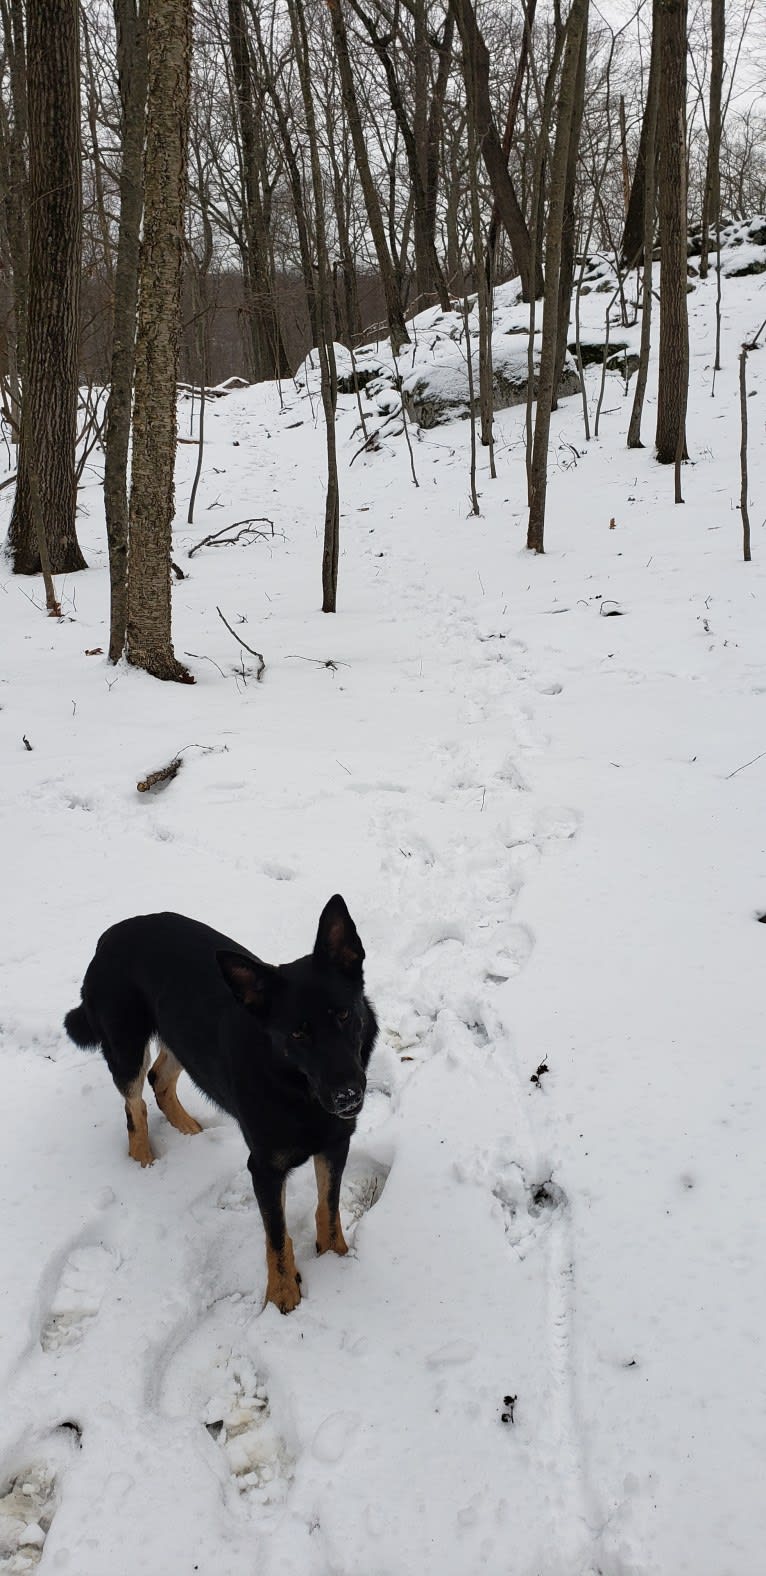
64,1001,100,1049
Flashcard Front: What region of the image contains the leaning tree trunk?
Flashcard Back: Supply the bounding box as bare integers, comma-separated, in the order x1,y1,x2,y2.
7,0,85,576
620,35,660,268
449,0,543,302
527,0,590,553
126,0,193,682
654,0,689,466
104,0,147,662
699,0,724,280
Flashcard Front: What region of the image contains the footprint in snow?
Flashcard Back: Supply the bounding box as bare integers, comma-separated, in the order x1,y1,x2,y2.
0,1462,57,1573
338,1152,389,1235
492,1166,569,1252
40,1244,121,1353
202,1355,294,1517
0,1427,80,1573
217,1151,389,1244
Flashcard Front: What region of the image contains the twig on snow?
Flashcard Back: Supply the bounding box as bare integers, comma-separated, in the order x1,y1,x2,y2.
216,606,265,681
725,748,766,781
188,518,276,558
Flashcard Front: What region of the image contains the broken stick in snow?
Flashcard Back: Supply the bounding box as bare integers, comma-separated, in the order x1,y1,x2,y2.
137,758,182,793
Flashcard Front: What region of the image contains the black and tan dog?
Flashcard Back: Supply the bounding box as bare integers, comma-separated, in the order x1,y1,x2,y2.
64,897,377,1312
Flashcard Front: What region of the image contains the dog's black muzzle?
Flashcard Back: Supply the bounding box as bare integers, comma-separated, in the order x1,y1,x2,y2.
331,1085,365,1119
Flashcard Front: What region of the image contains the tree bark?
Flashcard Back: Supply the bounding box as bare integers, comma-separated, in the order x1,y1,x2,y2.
620,36,660,267
8,0,85,576
699,0,724,279
627,0,660,449
126,0,193,681
286,0,340,611
104,0,148,661
552,11,589,406
485,0,537,288
0,0,29,442
527,0,590,552
654,0,689,466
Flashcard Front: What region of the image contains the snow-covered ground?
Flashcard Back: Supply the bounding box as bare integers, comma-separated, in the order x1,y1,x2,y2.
1,263,765,1576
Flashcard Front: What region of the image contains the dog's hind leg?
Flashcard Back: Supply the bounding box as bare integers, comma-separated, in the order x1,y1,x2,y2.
117,1046,154,1167
247,1158,301,1314
148,1043,202,1136
314,1138,351,1256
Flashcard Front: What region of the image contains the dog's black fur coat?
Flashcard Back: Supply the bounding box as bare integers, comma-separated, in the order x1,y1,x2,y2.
65,896,378,1311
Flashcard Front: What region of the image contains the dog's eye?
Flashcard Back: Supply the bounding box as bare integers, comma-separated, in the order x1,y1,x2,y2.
337,1010,350,1024
290,1028,308,1042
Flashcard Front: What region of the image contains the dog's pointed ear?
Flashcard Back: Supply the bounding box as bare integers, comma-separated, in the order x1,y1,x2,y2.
217,951,277,1012
313,895,365,978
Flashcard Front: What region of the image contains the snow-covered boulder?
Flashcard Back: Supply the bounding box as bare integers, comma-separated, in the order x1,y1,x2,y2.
401,335,581,429
293,342,397,396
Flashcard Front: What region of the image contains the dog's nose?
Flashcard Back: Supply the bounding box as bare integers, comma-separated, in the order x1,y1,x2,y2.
333,1086,364,1118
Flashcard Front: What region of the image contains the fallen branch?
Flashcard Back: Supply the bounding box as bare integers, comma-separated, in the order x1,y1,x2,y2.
216,606,265,681
188,518,276,558
136,740,226,794
137,757,182,793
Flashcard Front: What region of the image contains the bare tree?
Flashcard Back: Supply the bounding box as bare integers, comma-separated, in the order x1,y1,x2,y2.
126,0,194,681
327,0,410,351
527,0,590,553
449,0,542,301
104,0,148,661
286,0,340,611
627,0,660,449
654,0,689,468
7,0,86,577
346,0,453,310
699,0,724,279
227,0,291,380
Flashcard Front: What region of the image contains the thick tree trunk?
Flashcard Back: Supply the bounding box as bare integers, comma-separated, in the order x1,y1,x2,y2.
0,0,29,442
104,0,147,662
527,0,590,553
126,0,193,681
8,0,85,576
699,0,724,279
327,0,409,351
654,0,689,466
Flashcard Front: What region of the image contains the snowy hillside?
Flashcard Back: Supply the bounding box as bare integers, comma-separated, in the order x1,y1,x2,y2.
1,264,765,1576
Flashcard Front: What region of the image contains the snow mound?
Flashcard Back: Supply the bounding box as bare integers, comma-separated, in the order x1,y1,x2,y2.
401,335,580,428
